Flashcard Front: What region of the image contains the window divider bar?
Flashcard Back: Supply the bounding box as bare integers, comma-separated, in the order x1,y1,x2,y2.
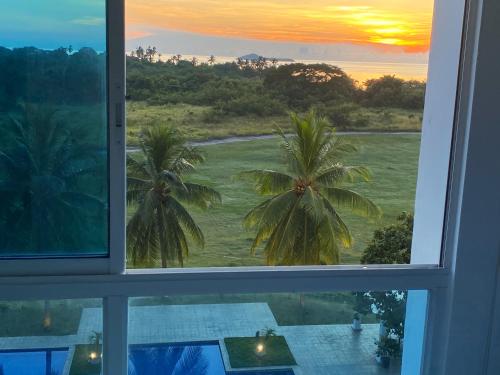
107,0,126,275
103,295,128,375
0,266,449,301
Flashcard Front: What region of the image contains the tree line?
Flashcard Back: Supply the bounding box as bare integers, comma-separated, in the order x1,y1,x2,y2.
126,47,426,120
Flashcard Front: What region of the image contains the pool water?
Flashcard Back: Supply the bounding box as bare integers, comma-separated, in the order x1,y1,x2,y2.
0,348,68,375
128,342,294,375
129,342,226,375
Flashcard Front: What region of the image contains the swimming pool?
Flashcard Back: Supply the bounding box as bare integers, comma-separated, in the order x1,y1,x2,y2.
128,342,294,375
0,348,68,375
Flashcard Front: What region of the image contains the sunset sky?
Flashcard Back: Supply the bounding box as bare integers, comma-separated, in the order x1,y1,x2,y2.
126,0,434,54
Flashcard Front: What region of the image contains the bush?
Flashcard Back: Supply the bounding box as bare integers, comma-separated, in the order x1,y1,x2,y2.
323,102,359,128
217,95,286,117
363,75,425,110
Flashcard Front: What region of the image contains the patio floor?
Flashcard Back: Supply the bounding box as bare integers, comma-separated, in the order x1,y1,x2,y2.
0,302,401,374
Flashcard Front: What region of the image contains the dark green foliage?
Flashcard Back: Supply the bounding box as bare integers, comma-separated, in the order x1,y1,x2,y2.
224,336,296,368
315,102,361,128
376,336,402,359
125,52,425,120
360,212,413,264
363,75,425,109
264,63,357,110
0,105,108,254
0,47,105,109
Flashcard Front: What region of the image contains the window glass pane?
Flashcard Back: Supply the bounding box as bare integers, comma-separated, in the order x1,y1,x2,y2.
0,1,108,257
0,299,103,374
125,1,434,268
129,291,427,374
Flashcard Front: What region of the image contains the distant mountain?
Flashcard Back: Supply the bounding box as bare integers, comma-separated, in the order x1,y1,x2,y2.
239,53,294,62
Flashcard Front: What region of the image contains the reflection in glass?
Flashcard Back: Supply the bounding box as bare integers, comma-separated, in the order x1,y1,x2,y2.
0,299,103,375
129,291,427,374
129,343,218,375
0,1,108,257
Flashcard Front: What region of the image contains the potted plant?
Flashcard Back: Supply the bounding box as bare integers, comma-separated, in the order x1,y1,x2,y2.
261,327,277,340
375,337,401,368
352,312,362,331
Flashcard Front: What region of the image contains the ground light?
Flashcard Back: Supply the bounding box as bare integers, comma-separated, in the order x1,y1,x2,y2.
255,343,266,357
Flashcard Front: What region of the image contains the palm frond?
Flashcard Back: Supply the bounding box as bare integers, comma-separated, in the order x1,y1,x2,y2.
321,196,353,248
316,165,371,186
239,169,293,195
170,146,204,175
300,187,327,224
243,191,298,254
262,203,304,265
127,154,150,179
322,187,382,218
173,182,221,209
164,196,205,247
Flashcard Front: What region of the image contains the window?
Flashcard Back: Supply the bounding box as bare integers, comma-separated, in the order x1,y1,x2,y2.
1,0,499,374
125,1,435,269
0,0,109,259
128,291,428,374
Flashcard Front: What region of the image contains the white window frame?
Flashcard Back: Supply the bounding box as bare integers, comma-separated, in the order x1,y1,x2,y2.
1,0,500,374
0,0,126,276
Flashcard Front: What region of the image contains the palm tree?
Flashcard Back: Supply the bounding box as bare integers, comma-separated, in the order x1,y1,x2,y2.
242,111,381,265
0,105,106,253
208,55,216,65
127,125,221,268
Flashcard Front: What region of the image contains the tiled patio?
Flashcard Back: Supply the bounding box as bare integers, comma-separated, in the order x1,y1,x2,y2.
0,303,401,374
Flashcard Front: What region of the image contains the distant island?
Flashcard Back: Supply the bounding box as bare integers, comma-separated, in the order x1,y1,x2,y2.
239,53,294,62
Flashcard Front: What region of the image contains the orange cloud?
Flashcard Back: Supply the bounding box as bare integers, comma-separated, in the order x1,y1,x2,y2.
126,0,434,53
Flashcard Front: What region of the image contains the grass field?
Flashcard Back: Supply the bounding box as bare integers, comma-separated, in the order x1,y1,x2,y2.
128,133,420,267
224,336,296,368
126,102,422,145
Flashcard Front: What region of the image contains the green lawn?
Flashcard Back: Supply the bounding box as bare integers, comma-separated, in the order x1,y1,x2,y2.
224,336,296,368
137,134,420,267
126,102,422,145
0,301,83,337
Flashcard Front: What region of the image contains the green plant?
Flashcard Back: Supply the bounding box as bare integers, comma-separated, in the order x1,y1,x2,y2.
361,212,413,265
261,327,277,339
242,111,381,265
375,336,402,358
